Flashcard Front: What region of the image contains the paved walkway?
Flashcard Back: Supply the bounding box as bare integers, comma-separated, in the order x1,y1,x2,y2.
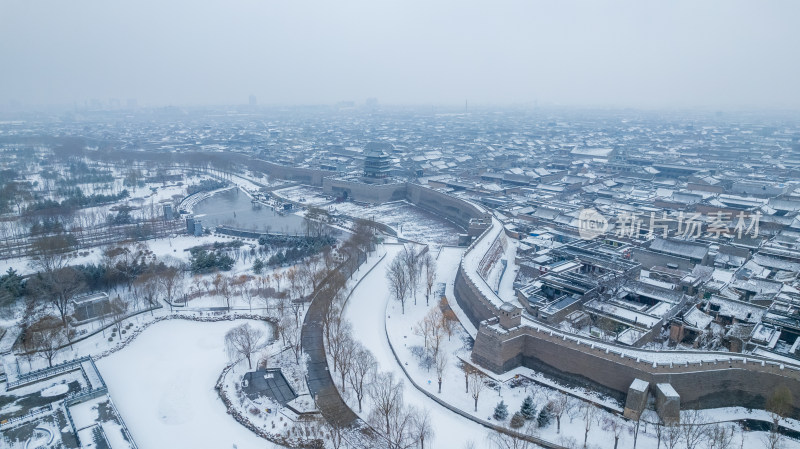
301,253,371,429
301,251,396,449
302,298,359,428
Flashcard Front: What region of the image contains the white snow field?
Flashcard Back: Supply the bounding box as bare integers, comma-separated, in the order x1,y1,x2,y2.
97,319,279,449
342,244,489,448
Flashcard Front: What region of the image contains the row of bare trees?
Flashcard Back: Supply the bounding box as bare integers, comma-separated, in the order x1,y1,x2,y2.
317,240,437,448
386,245,437,314
648,411,738,449
325,305,436,448
412,300,458,394
481,396,743,449
223,217,378,371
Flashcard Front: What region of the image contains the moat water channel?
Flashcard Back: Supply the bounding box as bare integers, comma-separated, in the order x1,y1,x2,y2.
192,187,305,235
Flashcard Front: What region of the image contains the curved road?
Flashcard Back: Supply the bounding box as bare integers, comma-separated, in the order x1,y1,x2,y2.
302,276,361,429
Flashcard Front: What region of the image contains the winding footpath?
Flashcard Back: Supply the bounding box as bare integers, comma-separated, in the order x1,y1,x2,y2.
302,294,360,428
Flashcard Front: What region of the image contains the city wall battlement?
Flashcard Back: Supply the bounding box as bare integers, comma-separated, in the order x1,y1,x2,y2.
452,217,800,417
456,255,800,416
322,178,490,229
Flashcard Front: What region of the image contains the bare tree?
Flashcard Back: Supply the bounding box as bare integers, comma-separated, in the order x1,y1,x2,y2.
237,276,256,313
30,234,76,274
286,267,300,300
323,419,347,449
134,270,161,311
486,429,532,449
401,245,423,306
651,417,664,449
597,269,635,302
662,422,682,449
321,299,343,351
329,320,353,377
304,207,330,238
581,403,598,448
550,392,570,434
369,371,405,437
462,363,474,393
707,423,735,449
273,291,291,323
411,407,434,449
337,335,356,393
280,315,302,363
304,255,326,291
28,266,84,327
423,252,436,306
680,409,708,449
347,344,377,412
382,404,416,449
468,370,485,412
440,299,458,341
351,218,376,254
763,427,782,449
428,308,445,360
27,316,67,368
158,264,184,311
109,296,129,335
214,274,233,311
602,415,626,449
386,254,410,314
102,242,146,291
413,311,435,350
272,271,284,294
321,245,336,275
224,322,265,369
434,350,448,394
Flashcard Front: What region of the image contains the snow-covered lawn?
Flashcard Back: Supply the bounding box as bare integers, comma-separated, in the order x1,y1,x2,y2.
0,233,226,277
341,244,489,448
97,319,281,449
272,185,331,207
332,201,461,248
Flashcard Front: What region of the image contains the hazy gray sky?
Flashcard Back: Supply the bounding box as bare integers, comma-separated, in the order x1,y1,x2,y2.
2,0,799,109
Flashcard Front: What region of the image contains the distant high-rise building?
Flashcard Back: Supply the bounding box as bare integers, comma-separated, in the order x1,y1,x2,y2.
163,204,174,221
249,95,257,106
126,98,138,109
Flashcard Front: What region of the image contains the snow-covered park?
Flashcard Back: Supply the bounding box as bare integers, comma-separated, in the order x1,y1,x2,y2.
97,319,281,449
341,244,490,447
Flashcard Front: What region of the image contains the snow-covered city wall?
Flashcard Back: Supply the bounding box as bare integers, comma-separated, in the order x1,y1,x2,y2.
455,217,800,414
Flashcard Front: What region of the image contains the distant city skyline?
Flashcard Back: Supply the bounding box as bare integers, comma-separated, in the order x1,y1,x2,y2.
2,0,799,111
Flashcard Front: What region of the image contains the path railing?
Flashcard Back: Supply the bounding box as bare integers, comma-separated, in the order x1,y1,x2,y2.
6,356,91,390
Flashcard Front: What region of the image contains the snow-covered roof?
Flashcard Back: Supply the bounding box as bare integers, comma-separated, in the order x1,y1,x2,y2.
649,237,708,260
629,378,649,392
684,307,714,330
657,383,679,398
